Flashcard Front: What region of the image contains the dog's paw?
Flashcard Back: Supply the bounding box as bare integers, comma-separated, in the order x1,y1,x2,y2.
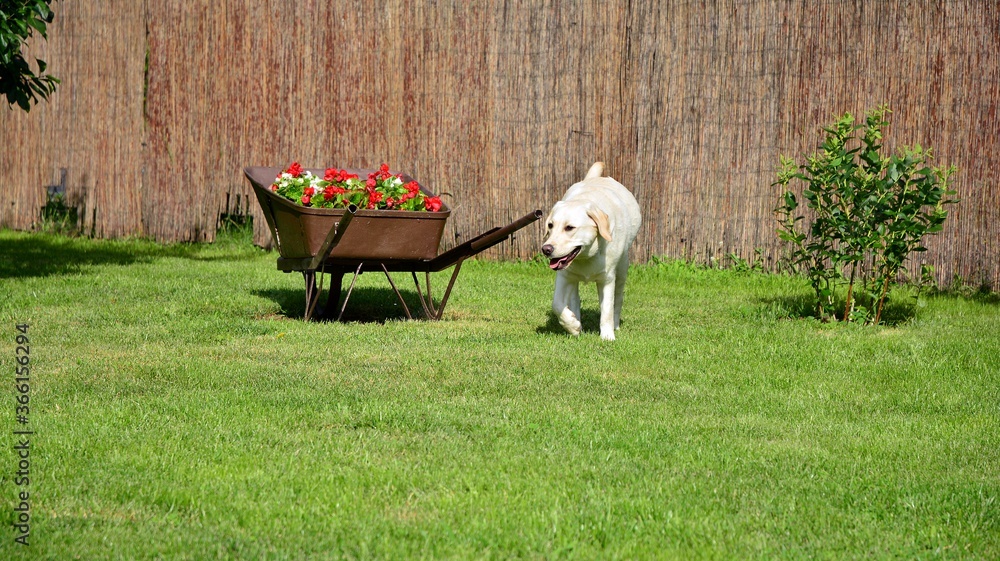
558,310,582,336
562,321,582,336
600,331,616,341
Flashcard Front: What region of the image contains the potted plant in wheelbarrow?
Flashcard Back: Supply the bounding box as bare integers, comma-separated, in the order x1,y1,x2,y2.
244,162,541,321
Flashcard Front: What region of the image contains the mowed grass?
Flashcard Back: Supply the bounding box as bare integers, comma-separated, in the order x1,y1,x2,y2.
0,228,997,560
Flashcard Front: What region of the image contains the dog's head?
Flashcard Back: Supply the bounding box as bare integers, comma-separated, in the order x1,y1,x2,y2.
541,201,612,270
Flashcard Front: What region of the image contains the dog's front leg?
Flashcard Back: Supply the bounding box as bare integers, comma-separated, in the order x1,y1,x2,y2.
614,257,630,330
553,273,582,336
597,277,617,341
569,281,582,322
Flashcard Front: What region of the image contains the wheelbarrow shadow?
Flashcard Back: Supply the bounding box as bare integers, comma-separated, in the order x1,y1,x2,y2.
253,286,430,323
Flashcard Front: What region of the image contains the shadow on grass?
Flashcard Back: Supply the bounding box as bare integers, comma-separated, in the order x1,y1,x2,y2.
1,230,265,279
755,293,817,320
926,287,1000,306
536,307,602,335
0,234,156,279
253,286,431,323
753,291,977,325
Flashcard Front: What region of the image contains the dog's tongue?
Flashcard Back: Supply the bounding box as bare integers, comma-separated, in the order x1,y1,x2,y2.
549,247,580,271
548,247,581,270
549,254,572,270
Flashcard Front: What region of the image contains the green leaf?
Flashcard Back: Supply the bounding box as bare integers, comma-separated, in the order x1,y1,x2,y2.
783,191,797,209
777,230,800,243
27,17,47,36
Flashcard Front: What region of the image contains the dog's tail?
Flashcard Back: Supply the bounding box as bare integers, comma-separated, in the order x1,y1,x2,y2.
585,161,604,180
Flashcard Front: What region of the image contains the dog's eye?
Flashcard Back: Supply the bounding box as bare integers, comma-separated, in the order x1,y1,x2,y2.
547,223,553,230
564,225,575,232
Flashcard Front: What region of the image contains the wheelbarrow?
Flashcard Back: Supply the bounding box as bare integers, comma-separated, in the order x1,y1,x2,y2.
244,166,542,321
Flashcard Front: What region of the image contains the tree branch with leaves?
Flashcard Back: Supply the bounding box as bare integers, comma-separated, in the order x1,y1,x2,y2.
1,0,59,112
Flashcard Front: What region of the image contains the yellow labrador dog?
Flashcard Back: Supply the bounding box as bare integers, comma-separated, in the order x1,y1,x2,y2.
542,162,641,341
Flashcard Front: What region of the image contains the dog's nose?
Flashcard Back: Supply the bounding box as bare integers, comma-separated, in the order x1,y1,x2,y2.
541,244,554,257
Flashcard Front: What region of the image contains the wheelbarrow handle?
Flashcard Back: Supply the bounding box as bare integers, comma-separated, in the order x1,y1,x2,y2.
470,209,544,253
428,209,543,272
308,204,358,271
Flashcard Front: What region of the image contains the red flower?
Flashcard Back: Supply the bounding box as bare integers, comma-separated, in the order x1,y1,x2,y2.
273,161,439,213
370,164,392,181
323,168,357,182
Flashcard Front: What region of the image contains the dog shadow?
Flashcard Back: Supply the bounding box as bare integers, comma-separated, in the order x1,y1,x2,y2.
536,308,603,335
252,286,428,323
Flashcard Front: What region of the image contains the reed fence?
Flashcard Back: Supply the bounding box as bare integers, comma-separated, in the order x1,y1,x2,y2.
2,0,997,288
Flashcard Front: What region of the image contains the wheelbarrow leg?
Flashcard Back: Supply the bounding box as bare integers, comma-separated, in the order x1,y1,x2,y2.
335,263,365,322
435,259,464,320
303,271,321,321
410,259,464,320
381,264,413,320
412,271,436,318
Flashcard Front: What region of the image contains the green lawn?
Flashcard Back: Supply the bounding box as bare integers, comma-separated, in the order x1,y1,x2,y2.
1,228,998,559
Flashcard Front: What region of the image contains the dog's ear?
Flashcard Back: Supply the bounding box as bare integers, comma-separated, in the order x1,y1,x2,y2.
585,162,604,180
587,207,612,241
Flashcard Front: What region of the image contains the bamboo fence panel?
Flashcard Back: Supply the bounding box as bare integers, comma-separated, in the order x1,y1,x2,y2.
0,0,145,237
1,0,997,288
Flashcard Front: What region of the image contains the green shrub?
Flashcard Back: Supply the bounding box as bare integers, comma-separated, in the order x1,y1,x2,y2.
774,105,958,324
